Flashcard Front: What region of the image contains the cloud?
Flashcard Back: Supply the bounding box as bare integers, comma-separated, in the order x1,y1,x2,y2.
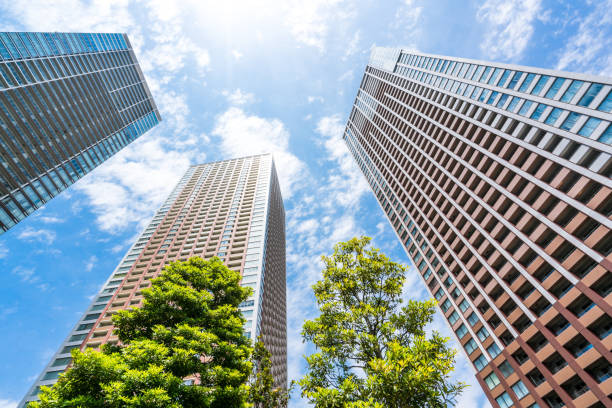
17,227,56,245
343,30,361,60
555,0,612,76
232,49,243,60
12,266,38,284
0,306,17,321
0,242,7,259
211,107,306,198
222,89,256,106
38,216,64,224
307,96,325,104
0,398,17,408
476,0,542,60
85,255,98,273
283,0,353,51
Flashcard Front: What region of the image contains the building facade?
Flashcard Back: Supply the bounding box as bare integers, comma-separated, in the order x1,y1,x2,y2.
21,154,287,407
0,32,160,234
344,48,611,408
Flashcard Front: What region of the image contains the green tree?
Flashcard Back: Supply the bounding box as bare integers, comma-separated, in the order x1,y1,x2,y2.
247,337,291,408
299,236,465,408
31,256,254,408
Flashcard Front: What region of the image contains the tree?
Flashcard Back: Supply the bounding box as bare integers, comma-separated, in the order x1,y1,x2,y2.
299,236,465,408
31,256,254,408
247,337,291,408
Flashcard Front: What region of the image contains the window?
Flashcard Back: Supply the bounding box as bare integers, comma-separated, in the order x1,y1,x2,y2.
459,299,469,312
499,360,514,377
477,327,490,341
598,90,612,112
518,100,533,116
435,288,444,300
465,338,478,354
578,83,603,106
519,73,535,92
488,343,502,358
544,107,563,125
512,380,529,399
474,354,488,371
578,117,602,137
441,299,452,312
496,392,514,408
545,77,565,99
530,103,547,120
449,311,459,325
456,324,468,338
560,80,584,102
531,75,549,95
598,124,612,144
484,372,500,389
507,71,522,89
560,112,582,131
467,312,479,326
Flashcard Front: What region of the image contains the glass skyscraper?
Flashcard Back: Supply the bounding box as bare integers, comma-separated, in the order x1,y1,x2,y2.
21,154,287,407
345,47,611,408
0,32,160,233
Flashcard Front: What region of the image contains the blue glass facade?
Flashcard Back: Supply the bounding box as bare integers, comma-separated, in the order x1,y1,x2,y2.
0,32,160,233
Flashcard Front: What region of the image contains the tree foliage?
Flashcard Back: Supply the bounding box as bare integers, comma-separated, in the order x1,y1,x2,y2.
299,236,465,408
31,257,254,408
247,337,291,408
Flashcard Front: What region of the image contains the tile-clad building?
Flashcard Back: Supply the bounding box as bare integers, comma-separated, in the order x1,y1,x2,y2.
0,32,160,233
21,154,287,407
344,47,612,408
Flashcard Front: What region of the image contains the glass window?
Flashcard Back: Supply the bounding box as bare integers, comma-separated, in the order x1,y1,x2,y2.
544,108,563,125
488,68,502,85
496,93,509,108
518,100,533,116
512,380,529,399
560,112,582,131
435,288,444,300
599,124,612,144
449,311,460,325
598,90,612,112
486,91,499,104
531,75,550,95
465,338,478,354
560,80,584,103
456,324,468,338
474,354,488,371
467,312,479,326
507,97,521,112
451,287,461,299
423,268,432,280
488,343,502,358
440,299,452,312
578,117,603,137
519,73,535,92
497,69,511,87
496,392,514,408
499,360,515,377
545,77,565,99
459,299,469,312
471,65,483,81
485,372,500,389
477,327,490,341
530,103,547,120
479,66,492,82
507,71,522,89
578,83,603,107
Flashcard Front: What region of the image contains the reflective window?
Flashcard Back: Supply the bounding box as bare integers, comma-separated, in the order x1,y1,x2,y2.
560,112,582,131
499,360,515,377
531,75,550,96
488,68,502,85
465,338,478,354
545,77,565,99
599,124,612,144
544,107,563,125
484,372,500,389
474,354,488,371
488,343,502,358
519,73,535,92
560,80,584,103
578,117,603,137
598,90,612,112
459,299,469,312
518,100,534,116
507,71,522,89
467,312,479,326
477,327,490,341
497,69,511,87
496,94,509,108
441,299,451,312
496,392,514,408
530,103,547,120
512,380,529,399
448,311,460,325
507,97,521,112
578,83,603,107
456,324,468,338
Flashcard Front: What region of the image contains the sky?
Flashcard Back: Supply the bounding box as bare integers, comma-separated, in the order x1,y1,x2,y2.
0,0,611,407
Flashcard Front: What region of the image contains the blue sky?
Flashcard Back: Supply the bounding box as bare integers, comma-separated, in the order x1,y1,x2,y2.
0,0,611,407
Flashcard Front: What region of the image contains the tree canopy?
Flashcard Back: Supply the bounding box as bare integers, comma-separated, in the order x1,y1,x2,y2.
31,257,254,408
298,236,465,408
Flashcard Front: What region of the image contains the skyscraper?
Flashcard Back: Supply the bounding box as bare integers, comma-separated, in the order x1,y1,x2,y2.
20,154,287,407
0,32,160,234
345,48,612,408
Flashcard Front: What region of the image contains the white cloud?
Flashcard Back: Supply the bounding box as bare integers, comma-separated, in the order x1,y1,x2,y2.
38,216,64,224
283,0,353,51
555,0,612,76
17,227,56,245
338,69,354,82
222,89,256,106
85,255,98,273
343,30,361,60
307,96,325,104
0,306,17,321
0,242,7,259
232,49,244,60
12,266,38,284
212,107,306,198
476,0,542,60
0,398,17,408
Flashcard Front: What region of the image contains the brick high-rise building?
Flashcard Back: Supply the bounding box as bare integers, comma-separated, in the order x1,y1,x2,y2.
344,48,612,408
0,32,160,234
21,154,287,407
